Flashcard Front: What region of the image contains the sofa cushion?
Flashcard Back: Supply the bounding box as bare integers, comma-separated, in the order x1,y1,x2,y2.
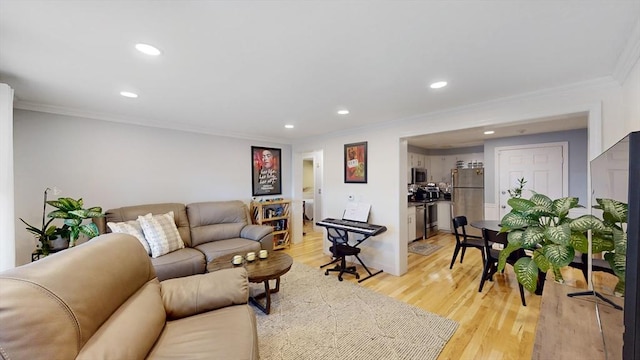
103,203,192,247
187,201,249,247
107,220,151,254
196,238,261,263
147,305,259,360
138,211,185,258
77,279,166,360
151,248,206,281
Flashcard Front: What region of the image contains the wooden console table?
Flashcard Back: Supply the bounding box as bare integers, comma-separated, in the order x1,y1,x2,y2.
532,279,623,359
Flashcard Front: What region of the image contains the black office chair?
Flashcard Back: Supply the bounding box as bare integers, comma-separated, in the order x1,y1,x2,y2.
322,227,361,281
450,216,485,269
479,227,527,306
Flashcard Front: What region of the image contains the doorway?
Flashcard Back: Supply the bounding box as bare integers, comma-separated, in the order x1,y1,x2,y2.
301,150,323,235
496,142,568,218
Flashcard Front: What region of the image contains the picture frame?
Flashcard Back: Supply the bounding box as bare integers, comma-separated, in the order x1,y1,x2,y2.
344,141,367,183
252,146,282,196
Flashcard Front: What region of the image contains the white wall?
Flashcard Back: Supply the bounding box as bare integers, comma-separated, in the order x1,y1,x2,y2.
0,84,15,271
292,77,630,276
621,58,640,140
13,110,292,265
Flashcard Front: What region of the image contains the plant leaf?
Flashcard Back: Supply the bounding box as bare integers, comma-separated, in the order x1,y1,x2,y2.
79,223,100,239
521,226,545,247
64,218,82,227
591,235,615,253
597,198,628,223
529,193,553,210
47,210,70,219
507,198,536,212
543,244,575,267
500,212,529,230
570,215,605,232
514,257,539,293
552,197,580,218
498,242,521,272
612,228,627,255
533,249,551,272
544,223,571,245
604,252,626,279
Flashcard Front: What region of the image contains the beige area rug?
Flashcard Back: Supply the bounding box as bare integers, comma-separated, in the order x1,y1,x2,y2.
408,241,443,257
254,262,458,360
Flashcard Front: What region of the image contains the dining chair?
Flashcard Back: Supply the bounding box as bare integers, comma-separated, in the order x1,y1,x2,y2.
479,227,527,306
450,216,485,269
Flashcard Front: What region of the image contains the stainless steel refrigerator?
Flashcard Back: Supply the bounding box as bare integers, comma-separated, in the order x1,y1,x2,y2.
451,168,484,237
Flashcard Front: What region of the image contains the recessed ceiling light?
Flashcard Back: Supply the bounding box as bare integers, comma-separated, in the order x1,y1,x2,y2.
337,109,350,115
284,124,294,129
120,91,138,98
484,130,495,135
135,43,161,56
430,81,448,89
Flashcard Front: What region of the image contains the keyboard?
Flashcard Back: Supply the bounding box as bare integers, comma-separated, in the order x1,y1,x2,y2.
316,218,387,236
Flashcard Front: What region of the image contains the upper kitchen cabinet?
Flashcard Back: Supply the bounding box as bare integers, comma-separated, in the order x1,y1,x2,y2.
408,152,427,168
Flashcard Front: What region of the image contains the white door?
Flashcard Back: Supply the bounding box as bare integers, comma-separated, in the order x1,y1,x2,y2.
497,143,567,219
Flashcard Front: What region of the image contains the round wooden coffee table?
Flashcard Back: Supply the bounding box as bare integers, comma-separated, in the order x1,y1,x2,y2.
207,251,293,314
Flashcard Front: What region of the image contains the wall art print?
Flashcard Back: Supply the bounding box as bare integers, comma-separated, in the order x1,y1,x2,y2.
344,141,367,183
252,146,282,196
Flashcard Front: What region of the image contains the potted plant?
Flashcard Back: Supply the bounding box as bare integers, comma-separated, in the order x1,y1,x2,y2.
498,179,624,294
46,197,104,247
587,198,627,295
19,218,70,255
19,187,69,255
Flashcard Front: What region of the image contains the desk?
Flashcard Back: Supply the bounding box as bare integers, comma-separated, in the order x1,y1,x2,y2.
470,220,501,232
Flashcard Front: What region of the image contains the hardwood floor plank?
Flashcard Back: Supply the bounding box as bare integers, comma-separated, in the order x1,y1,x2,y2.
282,223,604,359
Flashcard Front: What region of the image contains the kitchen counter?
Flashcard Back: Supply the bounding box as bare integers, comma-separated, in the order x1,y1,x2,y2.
408,199,450,206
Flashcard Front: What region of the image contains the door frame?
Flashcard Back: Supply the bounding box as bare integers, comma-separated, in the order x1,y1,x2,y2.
494,141,569,216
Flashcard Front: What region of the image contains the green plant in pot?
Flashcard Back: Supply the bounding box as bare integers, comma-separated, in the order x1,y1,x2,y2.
578,198,627,295
19,218,70,255
498,180,625,294
46,197,104,247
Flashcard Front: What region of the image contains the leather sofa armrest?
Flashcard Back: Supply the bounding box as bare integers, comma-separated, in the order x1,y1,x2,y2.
241,224,274,251
160,268,248,320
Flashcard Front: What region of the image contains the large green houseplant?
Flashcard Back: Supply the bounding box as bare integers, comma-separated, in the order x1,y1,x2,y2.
47,197,104,247
498,181,626,294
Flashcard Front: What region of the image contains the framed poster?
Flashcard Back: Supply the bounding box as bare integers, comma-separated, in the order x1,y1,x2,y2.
344,141,367,183
252,146,282,196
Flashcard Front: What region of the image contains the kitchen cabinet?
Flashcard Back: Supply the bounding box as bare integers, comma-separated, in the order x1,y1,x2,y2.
407,206,416,243
408,152,426,169
437,201,452,232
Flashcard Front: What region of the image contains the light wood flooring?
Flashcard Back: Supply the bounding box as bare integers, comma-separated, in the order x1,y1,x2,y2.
283,222,616,360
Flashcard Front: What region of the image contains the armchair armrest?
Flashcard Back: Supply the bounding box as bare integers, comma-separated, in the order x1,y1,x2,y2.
160,268,248,320
241,224,274,251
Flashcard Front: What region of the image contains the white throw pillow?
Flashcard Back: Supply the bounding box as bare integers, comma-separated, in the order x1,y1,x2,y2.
107,220,151,255
137,211,185,258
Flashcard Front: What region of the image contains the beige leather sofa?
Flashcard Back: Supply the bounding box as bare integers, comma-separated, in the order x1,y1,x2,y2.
94,200,273,281
0,233,259,359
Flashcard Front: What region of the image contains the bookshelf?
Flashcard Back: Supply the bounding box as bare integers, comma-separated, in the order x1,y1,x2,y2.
250,199,291,250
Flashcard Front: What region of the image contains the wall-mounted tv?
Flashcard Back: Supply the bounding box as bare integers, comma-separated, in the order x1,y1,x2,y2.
590,131,639,359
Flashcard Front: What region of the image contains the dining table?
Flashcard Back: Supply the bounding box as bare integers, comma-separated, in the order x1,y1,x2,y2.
469,220,502,232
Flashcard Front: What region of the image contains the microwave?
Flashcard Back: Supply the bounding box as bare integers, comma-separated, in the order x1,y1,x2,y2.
411,168,427,184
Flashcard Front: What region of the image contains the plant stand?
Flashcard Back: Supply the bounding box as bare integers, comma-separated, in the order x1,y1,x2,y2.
567,290,623,310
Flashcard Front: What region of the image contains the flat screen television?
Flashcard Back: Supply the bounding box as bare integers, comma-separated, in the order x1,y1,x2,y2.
590,131,639,359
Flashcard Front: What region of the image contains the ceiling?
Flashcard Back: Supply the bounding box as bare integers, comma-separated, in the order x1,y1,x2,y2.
1,1,638,144
407,112,589,149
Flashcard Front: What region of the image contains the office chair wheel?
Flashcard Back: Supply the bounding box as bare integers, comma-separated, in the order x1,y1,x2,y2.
325,270,329,276
338,277,343,281
356,274,360,279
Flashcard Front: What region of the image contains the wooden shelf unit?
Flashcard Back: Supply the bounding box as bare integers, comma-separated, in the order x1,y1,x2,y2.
250,199,291,250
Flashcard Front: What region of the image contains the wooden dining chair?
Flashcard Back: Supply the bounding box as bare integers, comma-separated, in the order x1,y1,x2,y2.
450,216,485,269
479,227,527,306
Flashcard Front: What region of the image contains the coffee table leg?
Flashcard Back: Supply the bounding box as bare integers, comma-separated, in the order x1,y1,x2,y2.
250,277,281,315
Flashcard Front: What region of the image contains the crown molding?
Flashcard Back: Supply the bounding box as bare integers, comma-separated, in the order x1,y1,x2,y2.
13,101,292,145
613,18,640,84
